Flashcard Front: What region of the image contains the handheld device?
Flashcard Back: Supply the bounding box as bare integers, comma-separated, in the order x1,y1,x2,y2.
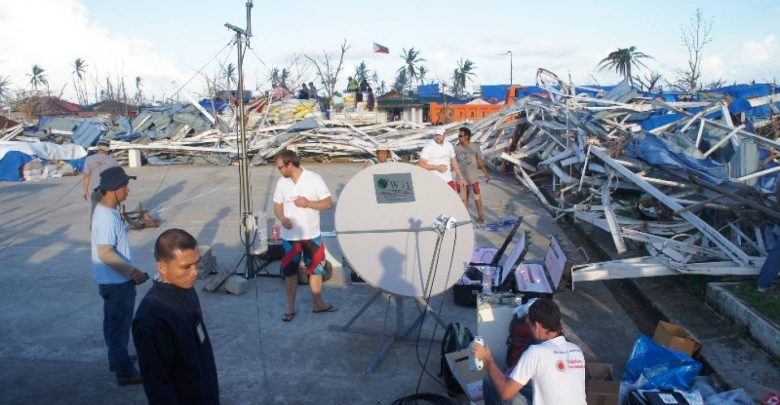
470,336,485,371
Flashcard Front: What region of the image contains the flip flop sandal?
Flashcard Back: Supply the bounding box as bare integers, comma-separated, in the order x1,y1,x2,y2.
313,305,337,313
282,312,296,322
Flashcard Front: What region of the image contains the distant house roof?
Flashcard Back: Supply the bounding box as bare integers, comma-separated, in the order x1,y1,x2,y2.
0,116,20,129
37,97,84,115
377,91,467,108
87,100,138,115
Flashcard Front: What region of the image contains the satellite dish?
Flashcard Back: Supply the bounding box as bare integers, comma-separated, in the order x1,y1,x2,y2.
335,163,475,297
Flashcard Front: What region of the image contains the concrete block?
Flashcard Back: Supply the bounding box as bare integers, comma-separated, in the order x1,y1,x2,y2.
223,275,248,296
198,246,217,280
203,266,235,293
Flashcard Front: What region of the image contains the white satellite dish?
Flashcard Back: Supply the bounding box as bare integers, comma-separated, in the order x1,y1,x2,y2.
335,162,475,297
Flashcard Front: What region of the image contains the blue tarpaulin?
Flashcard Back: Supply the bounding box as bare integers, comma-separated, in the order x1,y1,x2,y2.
481,85,510,103
417,84,441,98
625,133,729,184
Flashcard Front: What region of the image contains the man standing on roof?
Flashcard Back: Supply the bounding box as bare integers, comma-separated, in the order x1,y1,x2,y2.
273,150,337,322
308,82,318,100
83,140,119,227
455,127,490,224
91,166,149,386
473,298,586,405
417,127,468,192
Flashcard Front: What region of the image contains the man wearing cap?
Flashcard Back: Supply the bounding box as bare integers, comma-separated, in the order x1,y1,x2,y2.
363,144,392,168
91,166,148,385
417,127,468,192
83,140,119,227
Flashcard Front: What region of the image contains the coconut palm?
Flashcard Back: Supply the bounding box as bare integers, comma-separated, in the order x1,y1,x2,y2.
598,46,652,85
418,65,428,85
134,76,143,104
71,58,88,104
392,69,408,94
29,64,48,91
0,76,11,102
355,61,369,84
452,59,477,97
224,63,237,89
398,47,425,94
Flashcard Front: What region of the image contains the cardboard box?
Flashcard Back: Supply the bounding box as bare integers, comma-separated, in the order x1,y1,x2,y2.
445,349,488,404
652,321,702,356
585,363,619,405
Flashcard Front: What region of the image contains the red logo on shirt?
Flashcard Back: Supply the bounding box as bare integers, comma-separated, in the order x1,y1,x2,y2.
556,360,566,371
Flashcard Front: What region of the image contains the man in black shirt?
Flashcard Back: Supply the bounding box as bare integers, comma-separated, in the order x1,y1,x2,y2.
133,229,219,404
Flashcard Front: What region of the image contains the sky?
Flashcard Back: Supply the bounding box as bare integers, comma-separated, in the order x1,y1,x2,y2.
0,0,778,102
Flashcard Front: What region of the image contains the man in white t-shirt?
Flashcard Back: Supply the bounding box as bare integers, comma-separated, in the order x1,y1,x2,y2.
417,127,468,192
472,298,586,405
272,150,336,322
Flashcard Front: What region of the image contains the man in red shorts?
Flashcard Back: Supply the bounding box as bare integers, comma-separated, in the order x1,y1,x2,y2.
417,127,468,192
455,127,490,223
273,150,336,322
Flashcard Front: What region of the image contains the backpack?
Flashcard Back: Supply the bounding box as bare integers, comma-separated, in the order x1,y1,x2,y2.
439,322,474,395
506,314,534,370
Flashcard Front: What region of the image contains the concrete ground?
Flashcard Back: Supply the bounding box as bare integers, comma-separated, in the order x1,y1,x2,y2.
0,163,642,404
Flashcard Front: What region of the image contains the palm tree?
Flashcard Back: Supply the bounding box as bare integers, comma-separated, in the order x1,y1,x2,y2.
0,76,11,102
224,63,237,89
418,66,428,85
371,71,380,90
135,76,143,104
598,46,652,86
392,69,408,94
71,58,87,104
398,47,425,94
452,59,477,97
29,64,48,91
355,61,369,84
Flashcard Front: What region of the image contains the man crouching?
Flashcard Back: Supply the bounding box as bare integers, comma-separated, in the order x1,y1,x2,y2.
472,298,586,405
133,229,219,404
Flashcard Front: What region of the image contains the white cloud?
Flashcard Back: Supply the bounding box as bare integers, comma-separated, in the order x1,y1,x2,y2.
740,35,777,65
0,0,187,101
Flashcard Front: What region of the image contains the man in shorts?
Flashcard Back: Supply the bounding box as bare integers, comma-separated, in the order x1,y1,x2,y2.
273,150,336,322
455,127,490,223
417,127,468,192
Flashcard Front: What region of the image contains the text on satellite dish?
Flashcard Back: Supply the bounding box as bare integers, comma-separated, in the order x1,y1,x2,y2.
373,173,415,204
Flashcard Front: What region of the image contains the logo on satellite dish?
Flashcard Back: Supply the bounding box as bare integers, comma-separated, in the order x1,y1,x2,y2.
373,173,415,204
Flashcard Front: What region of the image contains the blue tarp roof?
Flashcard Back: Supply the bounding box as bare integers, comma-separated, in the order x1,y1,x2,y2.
417,84,441,98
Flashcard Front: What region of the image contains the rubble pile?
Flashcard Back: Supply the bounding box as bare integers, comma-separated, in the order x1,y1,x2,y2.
469,69,780,278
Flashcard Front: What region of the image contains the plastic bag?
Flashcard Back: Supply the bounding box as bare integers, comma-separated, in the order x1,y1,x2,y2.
706,388,752,404
622,336,702,391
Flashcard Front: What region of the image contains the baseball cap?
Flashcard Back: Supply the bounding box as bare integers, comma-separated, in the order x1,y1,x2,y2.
432,127,446,136
96,166,136,192
375,143,390,151
96,140,110,150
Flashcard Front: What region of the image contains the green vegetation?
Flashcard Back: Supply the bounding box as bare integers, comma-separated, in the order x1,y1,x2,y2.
727,282,780,326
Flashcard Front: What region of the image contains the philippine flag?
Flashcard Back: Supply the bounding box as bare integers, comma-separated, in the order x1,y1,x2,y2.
373,42,389,54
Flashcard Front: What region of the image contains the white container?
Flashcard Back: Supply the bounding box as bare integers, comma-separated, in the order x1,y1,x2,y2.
128,149,142,168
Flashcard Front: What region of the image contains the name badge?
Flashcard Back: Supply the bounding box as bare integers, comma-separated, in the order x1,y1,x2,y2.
196,322,206,344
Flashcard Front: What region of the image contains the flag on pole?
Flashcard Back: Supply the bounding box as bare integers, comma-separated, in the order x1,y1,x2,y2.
373,42,389,54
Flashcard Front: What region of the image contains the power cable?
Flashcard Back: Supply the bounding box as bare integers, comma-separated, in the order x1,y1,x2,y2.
413,225,460,394
173,39,235,97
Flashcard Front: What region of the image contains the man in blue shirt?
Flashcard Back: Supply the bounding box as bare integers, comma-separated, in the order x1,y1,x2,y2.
91,166,149,385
